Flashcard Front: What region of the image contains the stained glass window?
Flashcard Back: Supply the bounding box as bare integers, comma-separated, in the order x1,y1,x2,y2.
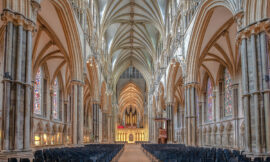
52,78,59,119
224,69,233,116
34,68,42,115
206,78,213,121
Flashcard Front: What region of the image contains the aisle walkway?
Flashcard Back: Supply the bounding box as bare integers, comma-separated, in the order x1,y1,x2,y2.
118,144,151,162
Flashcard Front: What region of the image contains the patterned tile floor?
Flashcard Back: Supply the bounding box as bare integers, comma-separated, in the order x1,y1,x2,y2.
118,144,151,162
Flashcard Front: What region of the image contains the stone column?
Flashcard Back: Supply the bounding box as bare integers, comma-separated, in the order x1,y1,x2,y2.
99,108,102,142
1,0,39,153
1,14,36,152
260,32,270,153
92,103,100,142
240,37,252,153
63,99,69,145
14,24,23,151
180,109,185,144
232,83,239,149
68,97,71,123
190,86,197,146
2,22,13,151
64,100,68,123
173,106,178,142
1,16,37,152
238,21,270,155
166,103,174,143
70,82,84,145
24,29,33,150
72,84,78,144
92,104,96,142
77,85,83,145
201,93,205,124
198,101,203,146
107,114,112,142
250,33,262,153
184,88,188,144
185,84,197,146
88,104,92,138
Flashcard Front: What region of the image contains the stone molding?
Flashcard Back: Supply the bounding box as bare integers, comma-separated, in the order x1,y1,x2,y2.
237,18,270,40
1,9,36,31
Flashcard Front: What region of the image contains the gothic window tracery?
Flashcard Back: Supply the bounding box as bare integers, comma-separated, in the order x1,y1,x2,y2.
53,78,59,119
34,67,43,115
206,78,213,121
224,69,233,117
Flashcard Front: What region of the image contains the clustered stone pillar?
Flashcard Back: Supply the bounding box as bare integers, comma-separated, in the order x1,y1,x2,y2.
107,114,113,142
71,82,84,145
166,103,174,143
92,103,100,142
24,24,33,151
102,112,108,142
148,100,154,142
184,84,197,146
1,11,35,152
180,109,185,144
240,37,251,153
239,22,270,154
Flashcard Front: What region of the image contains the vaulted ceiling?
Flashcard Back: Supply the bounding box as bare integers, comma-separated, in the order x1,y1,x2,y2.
98,0,167,78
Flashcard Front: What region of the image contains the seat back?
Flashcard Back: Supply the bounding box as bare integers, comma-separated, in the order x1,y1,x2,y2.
8,158,18,162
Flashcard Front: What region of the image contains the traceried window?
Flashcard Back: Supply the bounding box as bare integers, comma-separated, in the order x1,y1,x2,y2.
34,68,42,115
52,78,59,119
206,78,213,121
224,69,233,117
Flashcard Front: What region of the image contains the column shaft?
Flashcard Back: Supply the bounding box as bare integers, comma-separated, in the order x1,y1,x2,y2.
241,38,251,152
167,104,173,142
99,107,102,142
184,88,188,144
232,84,239,148
260,32,270,153
72,85,78,144
77,85,83,144
198,102,203,146
2,22,13,151
24,30,32,150
14,25,23,150
251,34,261,153
191,87,197,146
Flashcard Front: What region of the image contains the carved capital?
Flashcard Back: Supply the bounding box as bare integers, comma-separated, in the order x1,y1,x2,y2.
238,18,270,39
1,9,36,31
234,11,244,30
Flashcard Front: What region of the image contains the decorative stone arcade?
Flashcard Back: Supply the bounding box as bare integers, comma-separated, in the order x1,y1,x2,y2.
239,20,270,155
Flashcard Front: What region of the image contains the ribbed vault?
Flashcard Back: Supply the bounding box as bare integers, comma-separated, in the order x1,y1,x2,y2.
99,0,166,80
118,82,144,118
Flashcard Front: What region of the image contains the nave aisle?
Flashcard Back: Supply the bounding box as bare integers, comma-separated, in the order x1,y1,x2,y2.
118,144,151,162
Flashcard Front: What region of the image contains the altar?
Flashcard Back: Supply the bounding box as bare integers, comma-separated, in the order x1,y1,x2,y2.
115,128,147,143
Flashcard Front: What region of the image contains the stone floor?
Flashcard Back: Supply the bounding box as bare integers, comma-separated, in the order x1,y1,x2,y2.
118,144,151,162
